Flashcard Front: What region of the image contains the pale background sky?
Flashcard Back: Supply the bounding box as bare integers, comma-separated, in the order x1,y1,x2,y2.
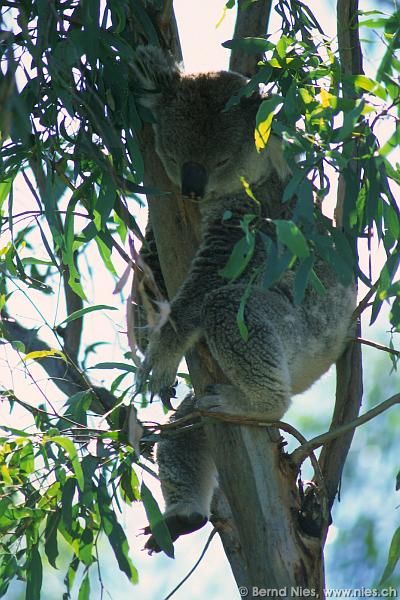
2,1,399,598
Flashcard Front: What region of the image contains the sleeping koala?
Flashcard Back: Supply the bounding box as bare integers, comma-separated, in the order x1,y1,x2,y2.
132,46,356,552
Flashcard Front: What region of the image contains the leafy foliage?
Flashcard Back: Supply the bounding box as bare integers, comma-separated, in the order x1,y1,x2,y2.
0,391,141,598
224,2,400,332
0,1,162,597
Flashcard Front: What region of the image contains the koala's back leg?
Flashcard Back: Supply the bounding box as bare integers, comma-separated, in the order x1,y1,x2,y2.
145,394,217,553
200,286,293,421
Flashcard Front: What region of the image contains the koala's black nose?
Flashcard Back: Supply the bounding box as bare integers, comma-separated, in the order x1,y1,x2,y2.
181,162,208,199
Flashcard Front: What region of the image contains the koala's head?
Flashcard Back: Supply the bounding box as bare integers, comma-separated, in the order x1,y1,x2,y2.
132,46,284,200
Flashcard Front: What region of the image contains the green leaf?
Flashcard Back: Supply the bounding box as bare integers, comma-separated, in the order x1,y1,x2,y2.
261,235,293,289
222,37,274,54
218,234,255,280
44,511,60,569
95,231,118,277
380,124,400,157
98,479,138,582
63,390,93,427
332,101,365,143
294,256,314,305
79,528,94,566
352,74,387,100
20,257,53,266
309,269,326,296
90,361,137,372
224,66,272,111
50,437,84,491
0,179,12,209
273,220,310,258
25,545,43,600
380,527,400,583
10,339,26,353
140,481,174,558
78,573,91,600
236,271,260,341
64,556,80,597
18,441,35,474
97,172,116,227
61,478,76,534
120,468,140,504
255,95,283,152
57,304,117,327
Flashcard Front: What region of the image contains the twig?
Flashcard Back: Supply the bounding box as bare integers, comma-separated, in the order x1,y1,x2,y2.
292,393,400,467
162,529,218,600
1,316,118,415
352,281,378,319
355,337,400,358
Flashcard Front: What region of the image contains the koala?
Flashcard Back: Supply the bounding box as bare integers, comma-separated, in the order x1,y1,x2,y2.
132,46,356,552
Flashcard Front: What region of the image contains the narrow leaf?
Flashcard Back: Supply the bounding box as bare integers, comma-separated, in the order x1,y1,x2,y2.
78,573,90,600
380,527,400,583
23,349,67,362
218,234,255,280
26,545,43,600
273,220,310,258
141,481,174,558
57,304,117,327
50,437,84,491
255,96,283,152
44,511,60,569
98,480,139,581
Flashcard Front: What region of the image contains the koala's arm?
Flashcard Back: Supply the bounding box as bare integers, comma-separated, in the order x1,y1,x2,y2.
138,220,242,397
131,222,168,353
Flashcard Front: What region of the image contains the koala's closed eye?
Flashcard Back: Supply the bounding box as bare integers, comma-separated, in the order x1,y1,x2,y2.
166,154,178,165
214,157,230,169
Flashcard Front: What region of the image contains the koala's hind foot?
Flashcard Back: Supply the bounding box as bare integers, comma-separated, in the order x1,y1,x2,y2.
144,512,208,554
197,384,285,423
145,394,218,554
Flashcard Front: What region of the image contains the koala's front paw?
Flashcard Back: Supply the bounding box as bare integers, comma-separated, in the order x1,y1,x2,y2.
135,326,182,409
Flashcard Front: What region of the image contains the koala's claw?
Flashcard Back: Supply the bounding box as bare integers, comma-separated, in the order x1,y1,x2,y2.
158,382,177,410
143,512,208,555
135,362,152,395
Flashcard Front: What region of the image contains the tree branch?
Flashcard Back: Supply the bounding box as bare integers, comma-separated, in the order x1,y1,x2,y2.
229,0,273,76
1,314,118,415
356,337,400,358
292,393,400,467
318,0,364,516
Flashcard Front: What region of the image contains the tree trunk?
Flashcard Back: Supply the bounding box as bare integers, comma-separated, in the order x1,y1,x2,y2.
140,1,363,595
143,129,325,597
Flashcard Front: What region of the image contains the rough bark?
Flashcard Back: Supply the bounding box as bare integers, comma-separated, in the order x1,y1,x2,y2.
229,0,274,76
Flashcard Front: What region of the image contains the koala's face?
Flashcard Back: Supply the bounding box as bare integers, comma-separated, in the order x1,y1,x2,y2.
134,47,287,200
151,72,264,199
139,64,266,198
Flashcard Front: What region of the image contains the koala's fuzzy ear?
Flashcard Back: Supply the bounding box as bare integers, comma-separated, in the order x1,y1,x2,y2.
131,45,181,108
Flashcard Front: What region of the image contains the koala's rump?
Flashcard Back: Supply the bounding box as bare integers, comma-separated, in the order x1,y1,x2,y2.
201,277,356,397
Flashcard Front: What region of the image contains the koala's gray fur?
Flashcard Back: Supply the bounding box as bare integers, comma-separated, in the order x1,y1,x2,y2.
132,45,356,552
